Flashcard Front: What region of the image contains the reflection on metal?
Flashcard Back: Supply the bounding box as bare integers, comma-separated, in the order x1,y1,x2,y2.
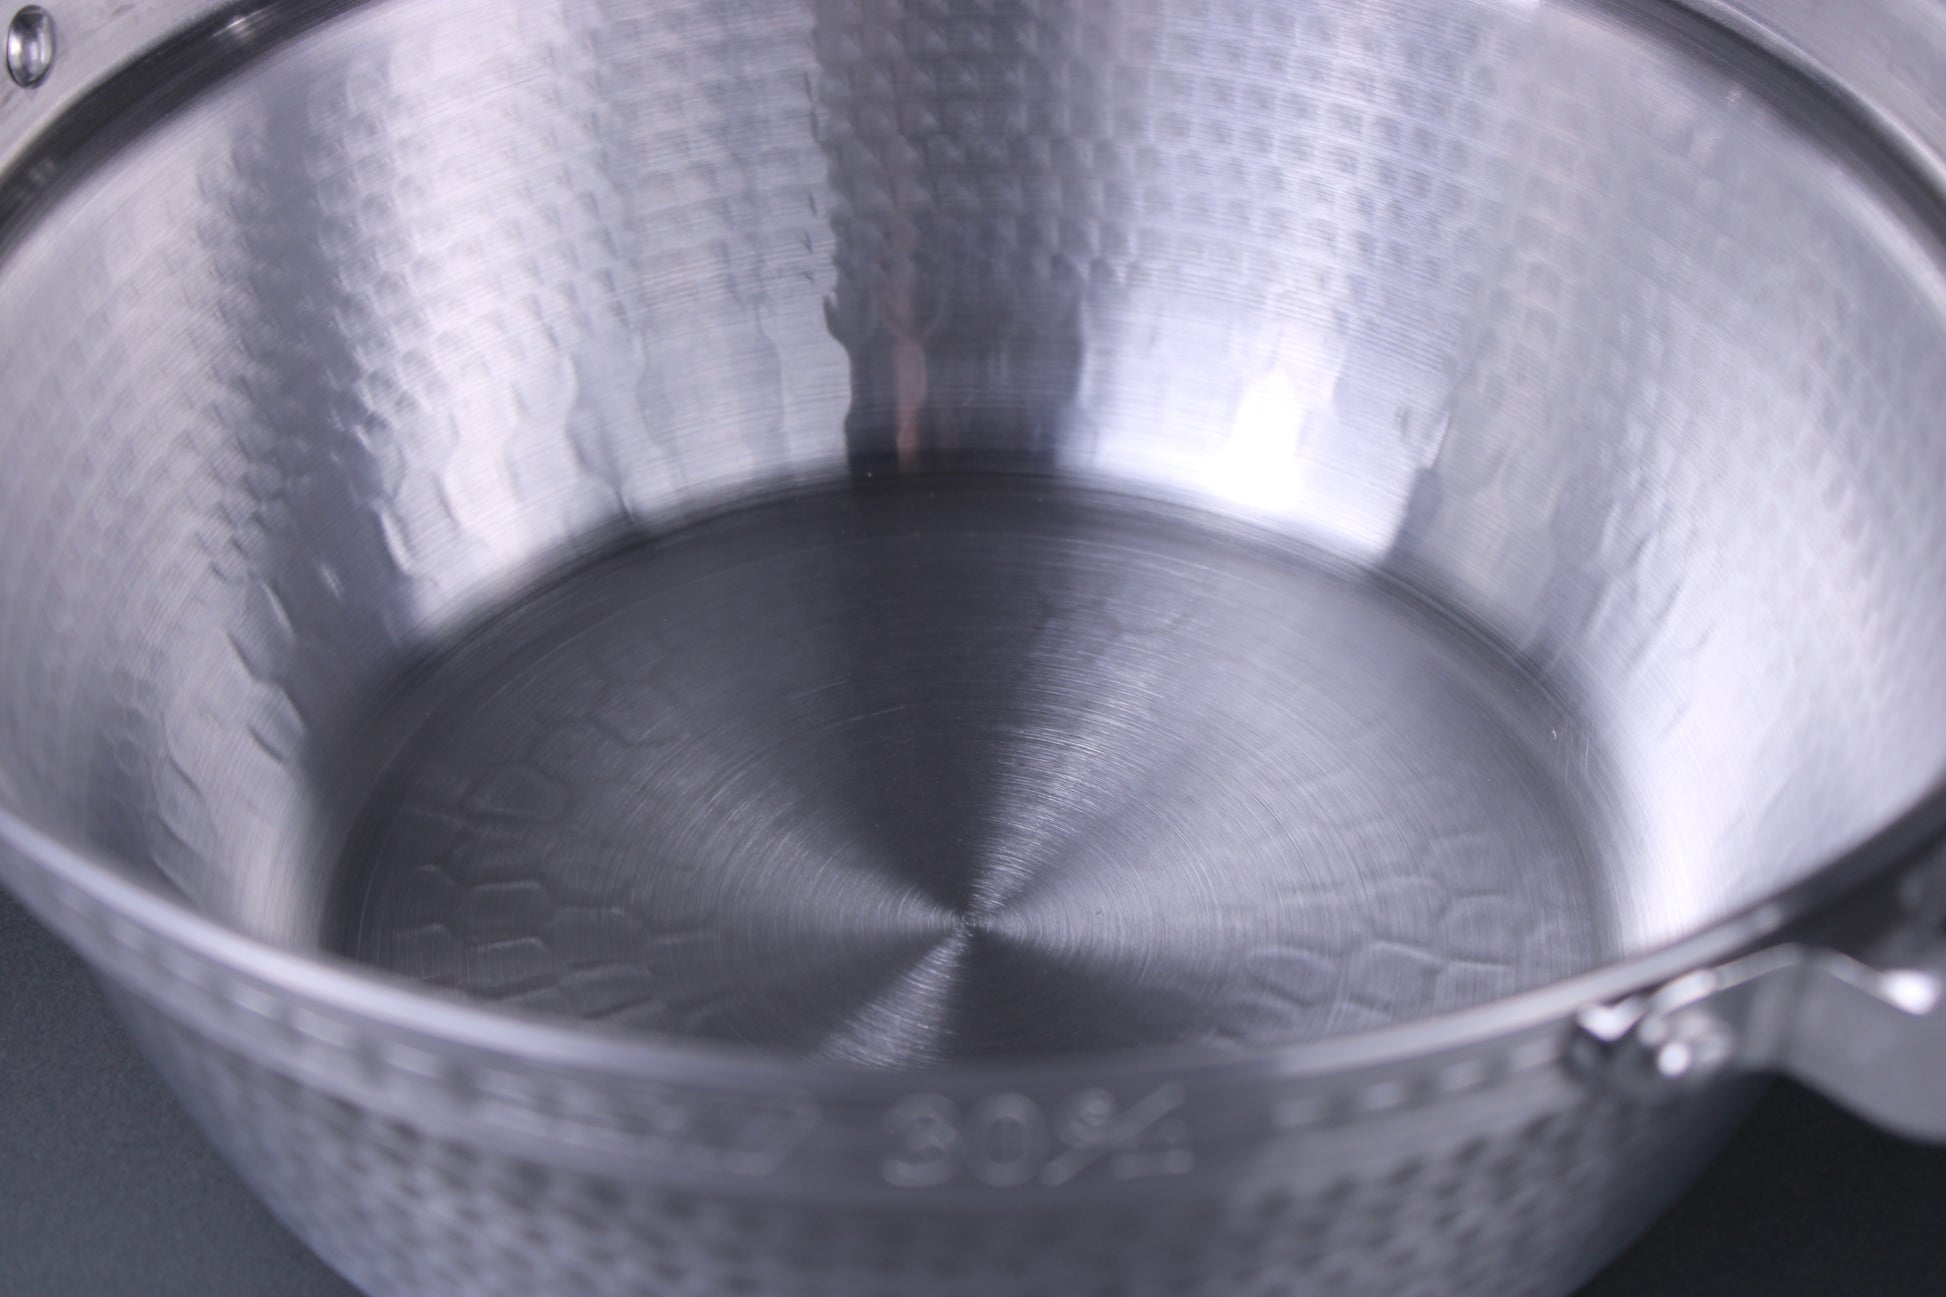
6,6,53,87
0,1,1943,1295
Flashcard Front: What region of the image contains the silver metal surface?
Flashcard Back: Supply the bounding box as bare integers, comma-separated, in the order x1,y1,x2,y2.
1582,850,1946,1139
0,0,1943,1294
329,482,1607,1057
5,7,53,88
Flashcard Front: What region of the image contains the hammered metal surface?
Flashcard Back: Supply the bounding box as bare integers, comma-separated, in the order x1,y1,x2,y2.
2,0,1943,974
0,0,1944,1293
121,987,1744,1297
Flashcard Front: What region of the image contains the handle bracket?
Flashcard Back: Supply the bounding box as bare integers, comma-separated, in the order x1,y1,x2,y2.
1579,852,1946,1140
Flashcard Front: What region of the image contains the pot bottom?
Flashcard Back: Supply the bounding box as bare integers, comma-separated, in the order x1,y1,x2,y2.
324,479,1618,1061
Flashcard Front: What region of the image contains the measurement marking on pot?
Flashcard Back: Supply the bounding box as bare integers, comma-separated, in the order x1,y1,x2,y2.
882,1085,1192,1188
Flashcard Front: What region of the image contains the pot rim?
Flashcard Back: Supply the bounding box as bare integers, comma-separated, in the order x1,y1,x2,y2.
1,0,1944,1101
8,773,1945,1101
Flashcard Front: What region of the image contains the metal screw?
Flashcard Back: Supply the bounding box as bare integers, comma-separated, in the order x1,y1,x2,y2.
1650,1008,1739,1082
7,6,54,89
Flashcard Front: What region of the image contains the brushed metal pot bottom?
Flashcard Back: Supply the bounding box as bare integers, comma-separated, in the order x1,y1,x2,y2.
323,479,1611,1059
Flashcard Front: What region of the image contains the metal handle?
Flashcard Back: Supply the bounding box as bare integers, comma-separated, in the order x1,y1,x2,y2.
1582,847,1946,1141
1764,948,1946,1140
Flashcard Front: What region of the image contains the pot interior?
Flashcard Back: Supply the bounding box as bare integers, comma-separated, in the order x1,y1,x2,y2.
2,0,1945,1063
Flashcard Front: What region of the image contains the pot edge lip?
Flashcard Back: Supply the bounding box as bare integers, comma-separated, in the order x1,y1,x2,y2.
8,786,1943,1101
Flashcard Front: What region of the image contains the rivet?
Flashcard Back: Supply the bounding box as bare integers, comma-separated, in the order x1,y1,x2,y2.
1651,1008,1738,1082
6,6,54,88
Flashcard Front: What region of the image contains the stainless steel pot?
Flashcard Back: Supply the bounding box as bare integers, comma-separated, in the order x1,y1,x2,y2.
3,1,1946,1294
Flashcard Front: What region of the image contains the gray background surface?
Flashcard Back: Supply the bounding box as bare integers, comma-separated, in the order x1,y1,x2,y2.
4,887,1944,1296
